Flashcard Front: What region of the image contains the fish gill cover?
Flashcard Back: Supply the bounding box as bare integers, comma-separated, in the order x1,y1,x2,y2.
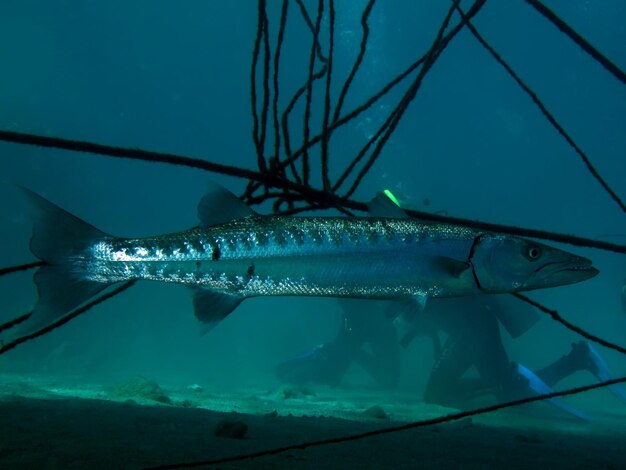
0,0,625,467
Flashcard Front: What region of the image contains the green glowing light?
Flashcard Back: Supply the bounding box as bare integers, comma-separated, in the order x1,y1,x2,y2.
383,189,401,207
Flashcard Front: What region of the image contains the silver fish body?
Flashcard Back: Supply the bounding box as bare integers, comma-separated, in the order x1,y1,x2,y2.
82,216,480,299
20,186,599,333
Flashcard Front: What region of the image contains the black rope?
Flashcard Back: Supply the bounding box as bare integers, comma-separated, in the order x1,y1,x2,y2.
0,312,31,334
525,0,626,86
282,53,422,175
333,104,400,192
320,0,335,192
0,260,45,277
245,191,304,206
514,293,626,356
246,0,332,200
0,261,40,333
307,0,487,196
144,375,626,469
243,0,291,205
250,0,269,173
280,64,327,179
279,49,424,174
294,0,328,65
332,0,376,124
272,0,625,215
282,0,330,191
0,130,624,254
343,0,465,199
456,5,626,213
273,0,476,178
0,129,271,183
400,206,626,253
254,1,273,202
301,0,325,186
0,281,135,356
272,0,289,165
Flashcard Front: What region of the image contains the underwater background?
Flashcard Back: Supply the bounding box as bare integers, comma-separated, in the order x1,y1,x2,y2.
0,1,625,467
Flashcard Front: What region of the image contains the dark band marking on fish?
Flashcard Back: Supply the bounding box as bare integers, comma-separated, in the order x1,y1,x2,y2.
289,227,305,246
273,230,287,247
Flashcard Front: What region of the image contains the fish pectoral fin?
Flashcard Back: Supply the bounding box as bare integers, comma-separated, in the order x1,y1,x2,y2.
432,256,470,278
192,288,244,335
197,184,257,227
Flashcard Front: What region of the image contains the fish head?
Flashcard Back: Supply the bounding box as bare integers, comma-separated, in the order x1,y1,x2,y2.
471,234,599,293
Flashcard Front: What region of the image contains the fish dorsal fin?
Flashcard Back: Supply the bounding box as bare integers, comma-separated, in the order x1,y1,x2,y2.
192,288,244,335
197,185,257,227
367,191,409,219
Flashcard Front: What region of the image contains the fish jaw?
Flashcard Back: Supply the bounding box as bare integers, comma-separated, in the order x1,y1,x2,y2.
529,255,599,288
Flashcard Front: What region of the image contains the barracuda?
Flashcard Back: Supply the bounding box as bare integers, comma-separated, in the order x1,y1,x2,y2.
20,186,598,333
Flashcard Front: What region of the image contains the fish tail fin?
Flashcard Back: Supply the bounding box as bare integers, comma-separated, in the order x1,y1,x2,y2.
20,188,115,332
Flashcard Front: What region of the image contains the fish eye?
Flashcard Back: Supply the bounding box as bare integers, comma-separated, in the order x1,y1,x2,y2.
523,245,542,261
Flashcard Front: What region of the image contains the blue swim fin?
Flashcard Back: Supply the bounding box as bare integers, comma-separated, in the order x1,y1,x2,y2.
581,341,626,404
516,363,590,421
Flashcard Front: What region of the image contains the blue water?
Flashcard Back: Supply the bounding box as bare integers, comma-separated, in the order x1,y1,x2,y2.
0,0,625,462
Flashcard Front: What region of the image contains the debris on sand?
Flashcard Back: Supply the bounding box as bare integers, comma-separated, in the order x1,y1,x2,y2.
282,386,316,399
111,377,172,405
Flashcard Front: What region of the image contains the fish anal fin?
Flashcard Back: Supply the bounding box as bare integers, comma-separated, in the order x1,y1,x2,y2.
193,288,244,334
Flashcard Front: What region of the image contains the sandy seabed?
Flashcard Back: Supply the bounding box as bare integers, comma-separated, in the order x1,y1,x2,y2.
0,374,624,469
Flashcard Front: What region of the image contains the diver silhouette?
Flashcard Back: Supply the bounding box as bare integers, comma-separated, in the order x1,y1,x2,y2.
275,294,626,419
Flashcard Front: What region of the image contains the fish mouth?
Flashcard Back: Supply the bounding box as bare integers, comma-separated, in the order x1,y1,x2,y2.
536,256,599,286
